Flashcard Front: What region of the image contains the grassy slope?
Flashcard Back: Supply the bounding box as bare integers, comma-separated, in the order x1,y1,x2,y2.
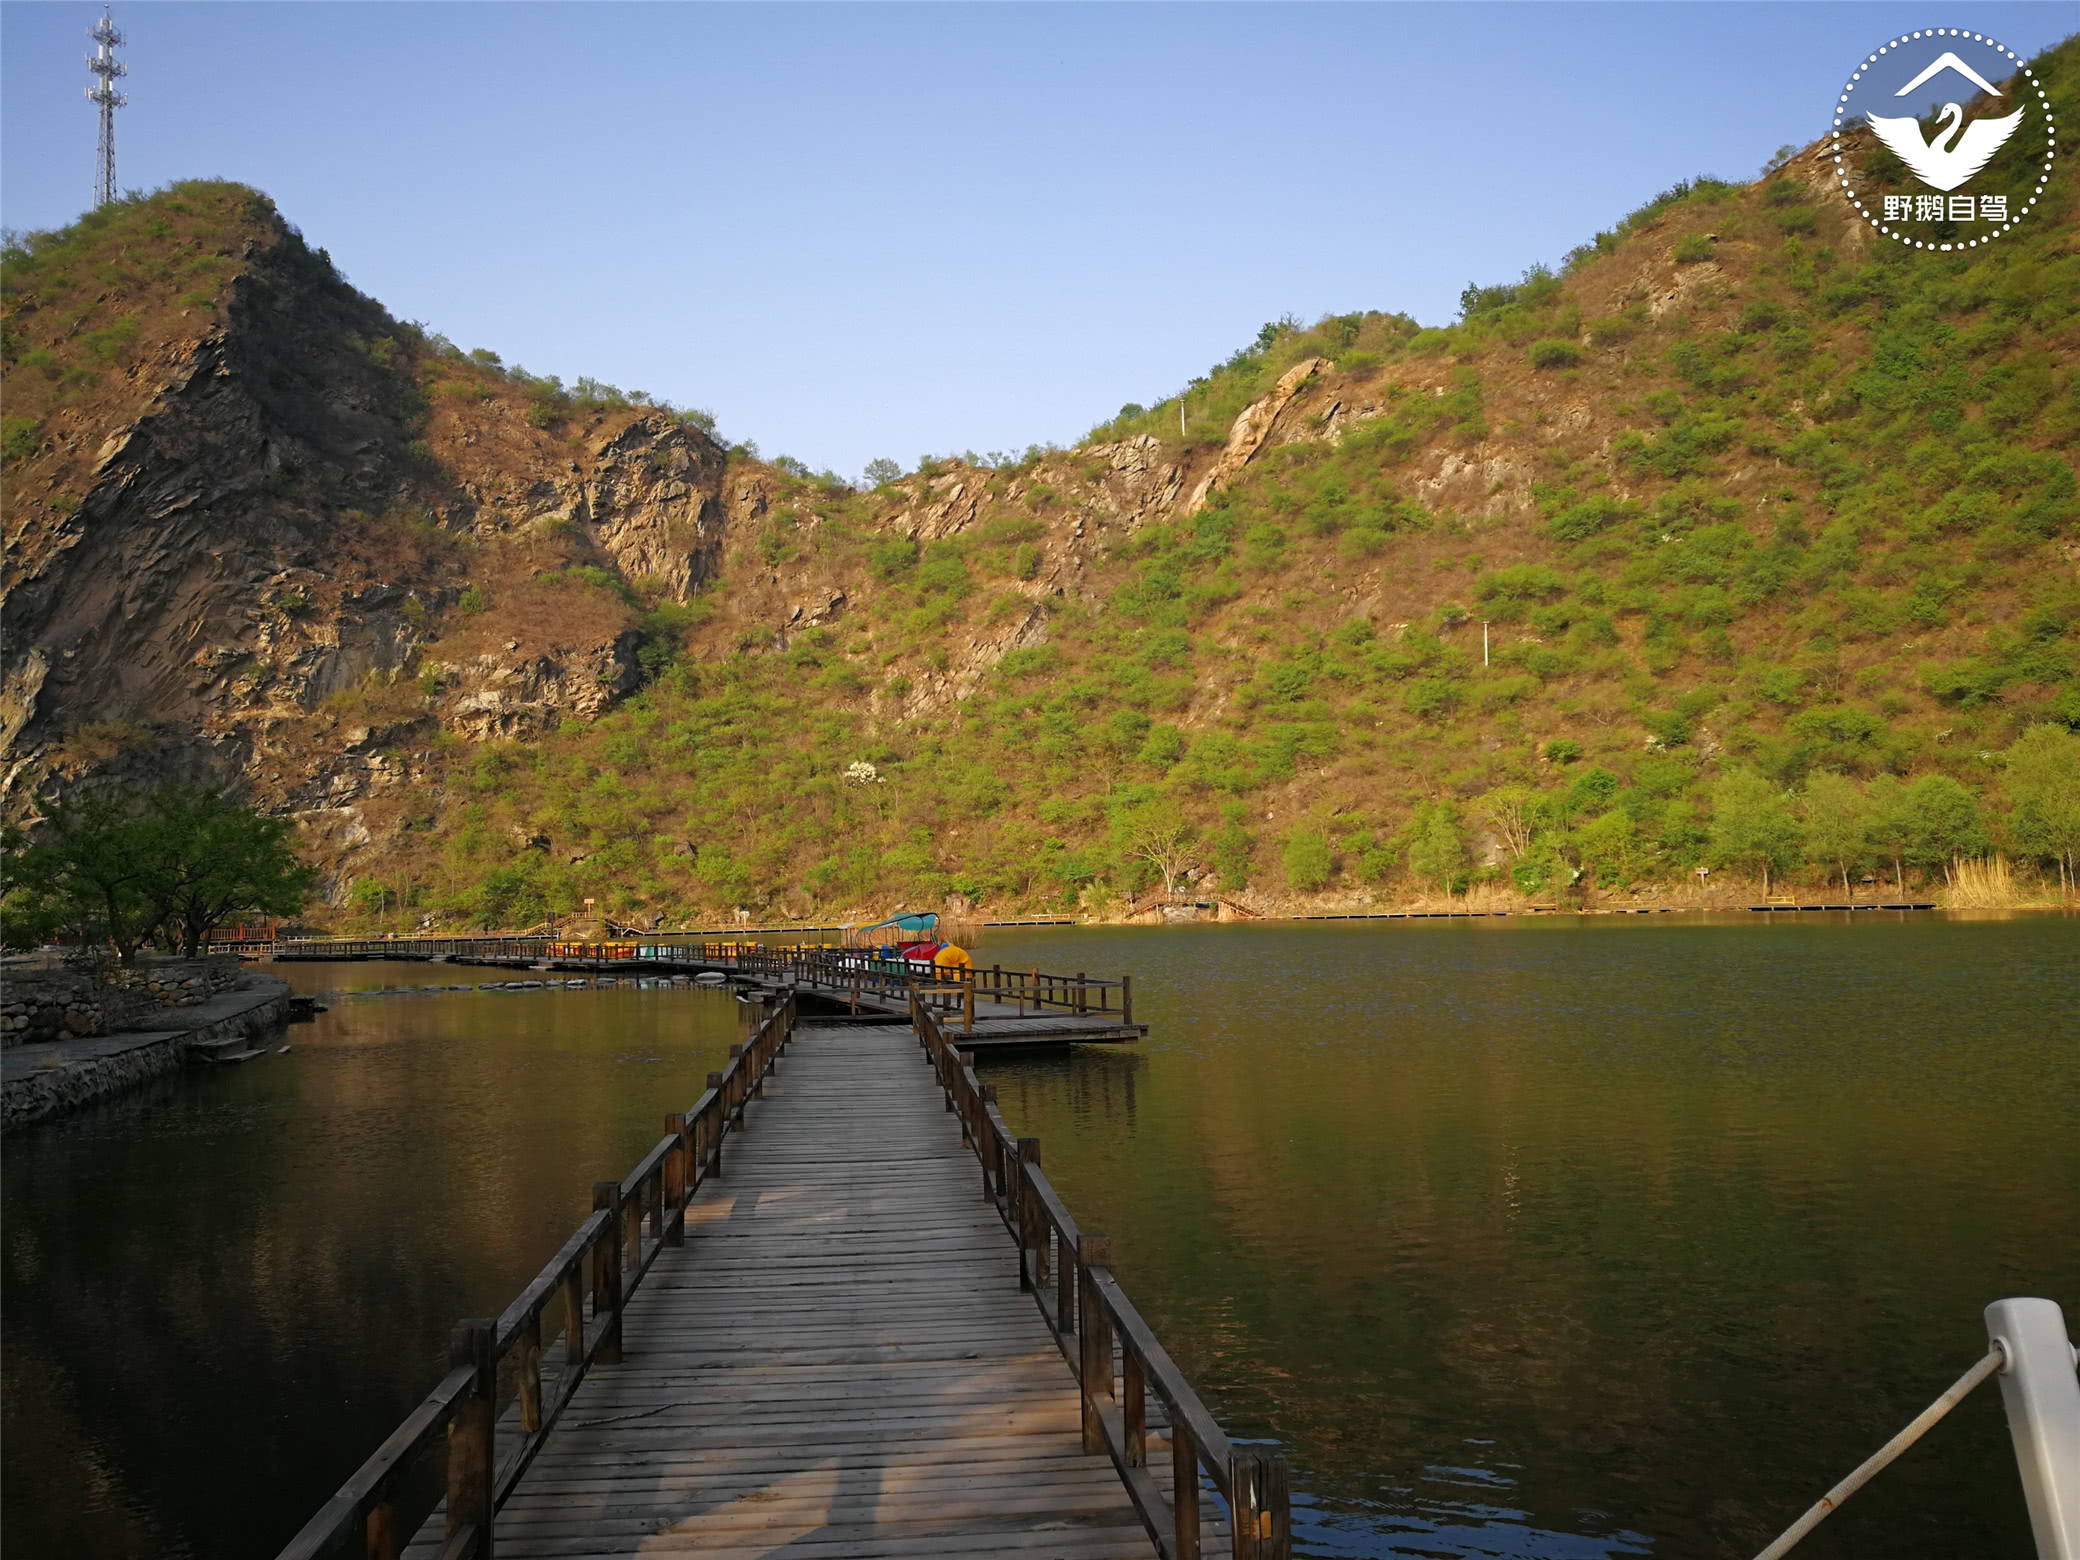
384,44,2076,928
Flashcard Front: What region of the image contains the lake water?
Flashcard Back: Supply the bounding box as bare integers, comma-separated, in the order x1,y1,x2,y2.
3,916,2075,1558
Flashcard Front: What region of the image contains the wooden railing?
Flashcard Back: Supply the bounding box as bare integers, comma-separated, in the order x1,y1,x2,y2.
272,992,796,1560
912,995,1291,1559
244,936,1134,1024
664,943,1136,1025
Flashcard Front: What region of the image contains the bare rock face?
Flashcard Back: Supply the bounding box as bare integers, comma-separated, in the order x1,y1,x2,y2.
1187,356,1330,511
439,632,645,741
584,418,728,598
2,233,429,810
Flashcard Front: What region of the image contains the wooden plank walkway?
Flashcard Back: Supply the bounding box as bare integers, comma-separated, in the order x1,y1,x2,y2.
403,1021,1204,1558
261,938,1147,1047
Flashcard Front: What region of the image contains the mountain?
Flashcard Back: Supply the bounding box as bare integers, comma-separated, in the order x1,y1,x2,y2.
3,39,2075,925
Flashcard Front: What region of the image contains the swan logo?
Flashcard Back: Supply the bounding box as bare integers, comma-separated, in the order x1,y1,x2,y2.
1831,28,2058,250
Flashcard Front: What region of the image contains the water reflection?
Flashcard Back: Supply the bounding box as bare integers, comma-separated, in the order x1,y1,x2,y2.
976,917,2079,1557
1,967,743,1560
2,922,2074,1559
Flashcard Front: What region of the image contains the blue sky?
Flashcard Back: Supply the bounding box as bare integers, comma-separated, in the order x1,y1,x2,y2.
2,3,2072,479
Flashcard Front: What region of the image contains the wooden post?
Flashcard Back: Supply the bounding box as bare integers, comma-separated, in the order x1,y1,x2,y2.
592,1183,623,1365
1076,971,1087,1015
979,1083,1000,1200
1263,1454,1291,1558
516,1311,543,1433
964,983,974,1033
1056,1224,1074,1338
1122,1347,1145,1467
1232,1453,1263,1560
1017,1139,1041,1289
365,1502,397,1560
1122,973,1133,1026
1077,1234,1113,1454
727,1045,745,1120
705,1074,724,1173
445,1319,495,1557
1171,1420,1200,1560
663,1113,686,1245
562,1263,586,1368
1230,1451,1287,1558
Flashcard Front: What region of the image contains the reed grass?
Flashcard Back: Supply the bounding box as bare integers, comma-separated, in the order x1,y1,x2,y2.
1944,854,2018,908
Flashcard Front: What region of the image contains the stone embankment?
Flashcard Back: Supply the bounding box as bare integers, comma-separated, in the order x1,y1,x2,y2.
0,972,292,1134
2,955,244,1045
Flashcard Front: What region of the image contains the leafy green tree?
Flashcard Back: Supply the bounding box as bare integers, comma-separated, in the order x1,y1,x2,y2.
4,791,170,962
861,457,902,487
2002,724,2080,895
1406,801,1466,895
1865,774,1912,893
0,787,312,961
1900,775,1983,879
1574,809,1640,887
1282,828,1333,892
1476,784,1538,861
152,787,317,954
1799,770,1873,895
1211,803,1254,891
1115,798,1195,896
1709,768,1802,895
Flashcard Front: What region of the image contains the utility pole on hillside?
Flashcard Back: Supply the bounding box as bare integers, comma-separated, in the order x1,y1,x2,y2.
86,7,127,208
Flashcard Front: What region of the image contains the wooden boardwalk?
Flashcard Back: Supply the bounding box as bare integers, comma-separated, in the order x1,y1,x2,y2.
286,991,1284,1560
262,938,1148,1048
406,1020,1185,1558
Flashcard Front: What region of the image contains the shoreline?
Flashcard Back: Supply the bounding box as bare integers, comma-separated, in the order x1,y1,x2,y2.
0,973,292,1134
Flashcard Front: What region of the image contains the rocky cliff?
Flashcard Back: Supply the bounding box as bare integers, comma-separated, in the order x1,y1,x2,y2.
2,185,736,852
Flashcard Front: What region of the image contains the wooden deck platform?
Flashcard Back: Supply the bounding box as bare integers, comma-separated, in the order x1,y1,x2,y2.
397,1020,1218,1558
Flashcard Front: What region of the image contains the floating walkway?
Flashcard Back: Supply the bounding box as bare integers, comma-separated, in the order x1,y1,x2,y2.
280,994,1284,1560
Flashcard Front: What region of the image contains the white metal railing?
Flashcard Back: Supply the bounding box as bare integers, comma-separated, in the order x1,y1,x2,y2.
1755,1297,2080,1560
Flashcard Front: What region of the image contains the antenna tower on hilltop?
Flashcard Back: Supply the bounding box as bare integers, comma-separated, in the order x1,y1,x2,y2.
86,6,128,207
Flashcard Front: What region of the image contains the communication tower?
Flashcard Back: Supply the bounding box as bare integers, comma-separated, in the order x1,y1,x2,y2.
85,7,127,207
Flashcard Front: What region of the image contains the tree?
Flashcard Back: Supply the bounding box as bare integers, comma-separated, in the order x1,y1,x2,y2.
1574,808,1640,887
862,457,902,488
1709,768,1802,895
1211,803,1253,891
1116,799,1195,897
1476,784,1537,861
2003,724,2080,895
1900,775,1983,881
1406,801,1466,895
1281,829,1333,893
1866,773,1912,892
2,786,314,961
152,788,317,955
5,790,170,962
1799,770,1873,895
